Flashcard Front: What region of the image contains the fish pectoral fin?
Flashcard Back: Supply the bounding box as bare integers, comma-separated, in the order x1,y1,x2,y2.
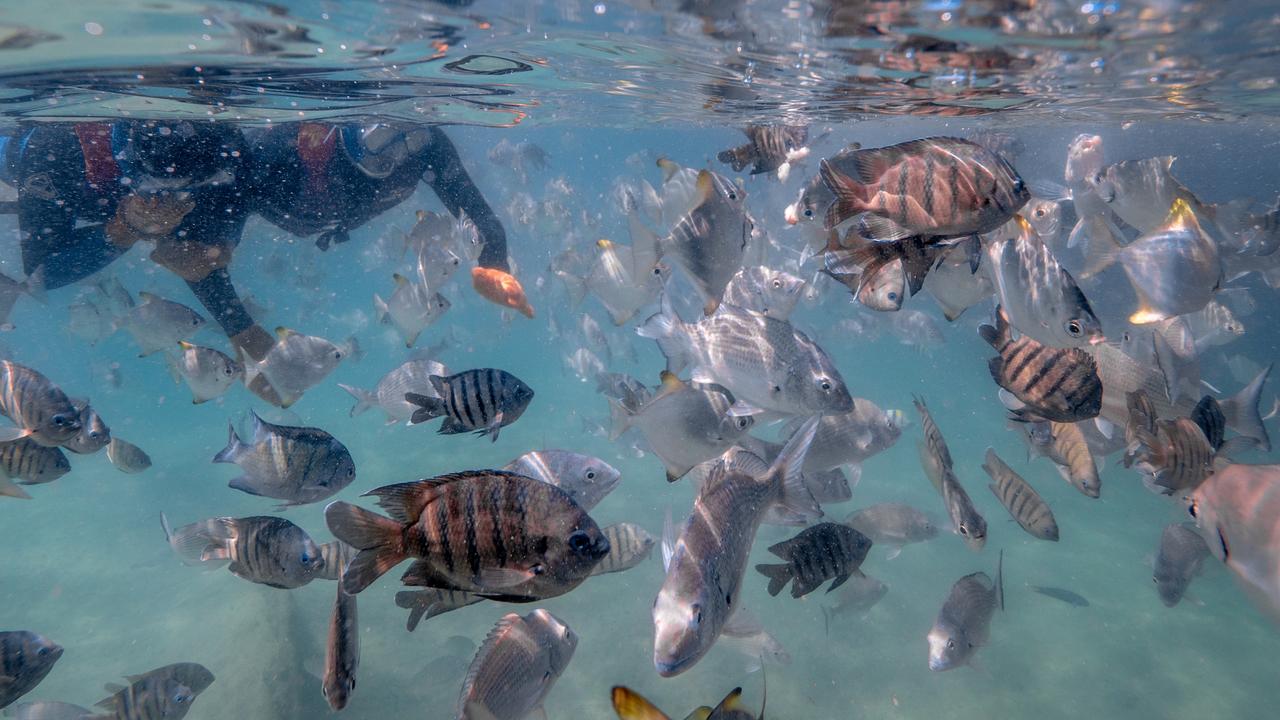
727,401,763,418
200,547,230,562
858,213,915,242
479,566,537,588
228,476,266,497
1094,416,1115,440
0,425,32,442
884,545,903,561
463,700,501,720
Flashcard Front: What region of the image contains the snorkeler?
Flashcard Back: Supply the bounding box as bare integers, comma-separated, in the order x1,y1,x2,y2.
0,120,285,401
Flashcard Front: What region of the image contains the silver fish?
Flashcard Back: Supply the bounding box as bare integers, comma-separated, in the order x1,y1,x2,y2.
889,309,945,350
67,293,116,346
564,347,605,383
120,292,206,357
657,167,752,314
322,585,359,711
720,606,792,673
914,396,987,552
983,216,1103,347
374,271,451,348
1090,199,1222,325
406,209,482,269
1023,197,1062,242
457,610,576,720
825,573,889,620
340,359,447,424
639,296,852,418
927,551,1003,671
781,400,904,472
1189,463,1280,624
57,401,109,455
213,412,355,507
609,372,754,482
586,236,668,326
923,242,993,322
106,437,151,474
0,271,38,331
241,327,353,408
722,265,805,320
1154,522,1209,608
591,522,655,575
1089,156,1212,234
845,503,938,559
652,418,816,677
503,450,622,511
169,341,242,404
0,631,63,709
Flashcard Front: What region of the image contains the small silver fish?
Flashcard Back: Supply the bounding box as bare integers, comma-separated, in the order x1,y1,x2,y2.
374,271,451,348
120,291,206,357
322,585,359,710
170,341,242,404
927,551,1003,671
59,403,110,455
213,412,355,507
1153,522,1209,608
722,265,806,320
241,327,353,408
340,359,447,424
457,610,577,720
845,503,938,559
502,450,621,511
106,437,151,474
781,400,904,472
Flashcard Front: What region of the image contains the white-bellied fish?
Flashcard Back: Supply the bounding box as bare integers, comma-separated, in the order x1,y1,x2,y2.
374,271,451,348
502,450,621,511
120,291,206,357
169,341,242,404
240,327,354,408
927,551,1003,671
1189,463,1280,625
456,610,576,720
340,359,446,425
845,503,938,559
213,411,355,507
722,265,806,320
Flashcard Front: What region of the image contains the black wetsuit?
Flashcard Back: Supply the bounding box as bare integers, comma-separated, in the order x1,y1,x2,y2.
248,123,509,271
0,121,255,336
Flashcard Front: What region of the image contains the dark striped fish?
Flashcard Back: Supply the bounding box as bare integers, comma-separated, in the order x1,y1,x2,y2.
1154,522,1209,607
1129,416,1216,495
755,522,872,598
591,522,655,575
317,541,357,582
0,631,63,710
659,166,752,315
0,438,70,497
393,522,653,632
718,124,808,177
213,412,356,507
1044,421,1101,498
322,585,359,710
457,610,576,720
913,396,986,552
820,136,1029,240
61,404,110,455
325,470,609,601
395,588,484,632
0,361,80,447
110,664,214,697
982,448,1059,542
980,307,1102,423
91,674,195,720
406,369,534,442
160,514,324,589
1124,390,1159,467
1189,395,1226,451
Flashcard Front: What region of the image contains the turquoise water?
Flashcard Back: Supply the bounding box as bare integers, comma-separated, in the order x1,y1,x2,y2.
2,2,1280,719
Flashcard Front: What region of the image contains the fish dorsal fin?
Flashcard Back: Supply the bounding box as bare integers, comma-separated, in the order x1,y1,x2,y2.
657,157,681,184
416,209,426,222
684,709,713,720
393,273,408,287
460,614,524,716
612,686,672,720
656,370,685,398
177,340,196,351
692,170,715,209
137,291,159,304
274,326,297,341
710,688,746,715
1163,197,1201,232
363,474,474,523
851,145,904,184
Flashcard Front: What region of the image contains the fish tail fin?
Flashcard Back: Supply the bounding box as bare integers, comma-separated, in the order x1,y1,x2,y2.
755,563,793,597
4,702,95,720
768,416,822,522
0,474,32,499
611,686,672,720
819,159,867,230
211,421,243,464
1079,215,1125,278
339,383,377,417
607,398,634,442
996,548,1005,611
394,592,429,632
404,392,446,425
977,305,1011,350
324,501,406,595
636,294,692,374
718,145,753,172
160,512,219,565
1219,362,1272,451
22,264,47,303
373,293,390,324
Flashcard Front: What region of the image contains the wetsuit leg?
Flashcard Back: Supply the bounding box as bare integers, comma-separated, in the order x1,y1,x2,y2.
421,127,510,271
187,267,254,337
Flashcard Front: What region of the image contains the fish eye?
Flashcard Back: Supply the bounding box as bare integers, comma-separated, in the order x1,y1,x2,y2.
803,208,813,218
1035,207,1046,218
191,318,200,325
1013,179,1025,193
52,414,69,427
947,639,955,650
958,523,969,536
300,551,312,564
691,603,703,625
772,279,782,289
37,646,49,656
820,380,832,391
652,266,662,275
1187,502,1198,518
333,351,343,360
887,291,898,301
568,530,592,552
736,417,750,429
728,190,738,200
585,469,597,480
1153,576,1159,584
1066,319,1082,336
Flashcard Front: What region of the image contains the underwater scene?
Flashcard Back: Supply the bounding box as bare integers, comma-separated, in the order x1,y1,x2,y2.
2,1,1280,719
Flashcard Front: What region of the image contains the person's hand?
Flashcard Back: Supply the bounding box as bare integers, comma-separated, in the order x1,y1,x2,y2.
118,194,195,236
230,324,286,407
149,235,232,282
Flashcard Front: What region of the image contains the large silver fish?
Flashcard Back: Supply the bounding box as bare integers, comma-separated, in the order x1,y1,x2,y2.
1088,156,1213,234
639,296,852,418
119,292,206,357
780,400,905,472
845,503,938,559
169,341,242,404
609,372,754,482
457,610,576,720
373,270,451,348
241,327,353,408
502,449,622,511
657,168,752,315
1189,463,1280,624
927,551,1003,671
983,216,1104,348
722,265,806,320
652,418,817,677
213,412,356,507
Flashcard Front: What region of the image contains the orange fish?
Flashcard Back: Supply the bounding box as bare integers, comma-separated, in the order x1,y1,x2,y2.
472,267,535,318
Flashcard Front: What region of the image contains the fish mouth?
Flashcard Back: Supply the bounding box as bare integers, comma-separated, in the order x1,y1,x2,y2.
654,655,691,677
1088,334,1107,346
928,656,950,672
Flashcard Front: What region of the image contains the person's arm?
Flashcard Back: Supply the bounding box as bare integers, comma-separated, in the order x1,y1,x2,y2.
420,127,510,271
